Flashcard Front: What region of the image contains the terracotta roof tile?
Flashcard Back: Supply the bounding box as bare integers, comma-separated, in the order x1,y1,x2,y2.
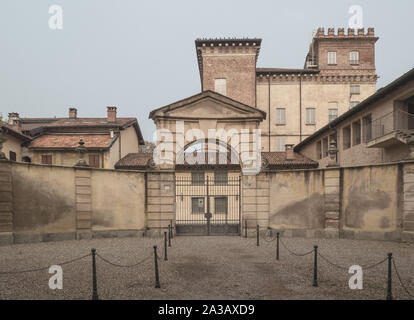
262,152,318,169
28,134,114,149
115,151,317,170
115,153,153,169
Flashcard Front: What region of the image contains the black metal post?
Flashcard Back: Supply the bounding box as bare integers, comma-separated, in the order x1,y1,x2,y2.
256,225,260,246
164,232,168,261
168,225,171,247
276,232,280,260
170,219,173,239
153,245,160,288
245,220,247,238
386,253,392,300
91,248,99,300
313,245,318,287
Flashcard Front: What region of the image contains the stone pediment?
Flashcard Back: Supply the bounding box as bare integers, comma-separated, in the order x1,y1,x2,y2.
149,90,266,121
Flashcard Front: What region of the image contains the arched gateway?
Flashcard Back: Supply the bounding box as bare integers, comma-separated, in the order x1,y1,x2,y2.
115,90,317,236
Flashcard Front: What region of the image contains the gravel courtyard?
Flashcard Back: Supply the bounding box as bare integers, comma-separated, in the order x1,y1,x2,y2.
0,235,413,300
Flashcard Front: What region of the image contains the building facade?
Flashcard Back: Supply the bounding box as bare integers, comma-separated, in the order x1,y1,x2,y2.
294,68,414,168
195,27,378,152
3,107,144,168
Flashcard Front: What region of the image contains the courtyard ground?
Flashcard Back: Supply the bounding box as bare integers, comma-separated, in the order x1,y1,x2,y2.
0,235,413,300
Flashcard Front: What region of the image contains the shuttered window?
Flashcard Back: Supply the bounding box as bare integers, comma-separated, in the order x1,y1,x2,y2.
276,108,286,125
41,155,52,165
89,155,100,168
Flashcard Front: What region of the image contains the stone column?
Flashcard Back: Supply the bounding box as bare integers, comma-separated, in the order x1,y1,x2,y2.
402,163,414,242
75,168,92,239
323,168,341,238
0,160,13,244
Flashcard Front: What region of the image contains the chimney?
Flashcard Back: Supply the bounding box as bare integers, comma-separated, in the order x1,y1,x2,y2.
107,106,117,122
8,112,21,131
69,107,77,119
285,144,295,160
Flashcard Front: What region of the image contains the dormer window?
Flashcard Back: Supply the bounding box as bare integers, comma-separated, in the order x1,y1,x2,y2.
214,78,226,95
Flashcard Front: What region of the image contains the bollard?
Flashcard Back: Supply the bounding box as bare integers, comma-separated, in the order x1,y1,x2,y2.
245,220,247,238
153,245,161,288
168,225,172,247
170,220,174,239
276,232,280,260
164,232,168,261
256,225,260,246
386,253,392,300
312,245,318,287
91,248,99,300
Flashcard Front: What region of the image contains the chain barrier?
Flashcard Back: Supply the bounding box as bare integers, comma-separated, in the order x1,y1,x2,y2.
317,251,388,271
0,253,91,275
263,229,277,243
392,258,414,299
96,253,152,268
279,238,314,257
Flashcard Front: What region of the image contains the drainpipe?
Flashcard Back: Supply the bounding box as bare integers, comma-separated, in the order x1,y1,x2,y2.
268,75,271,151
299,72,303,142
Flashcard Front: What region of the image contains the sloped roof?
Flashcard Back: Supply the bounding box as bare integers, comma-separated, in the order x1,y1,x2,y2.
114,151,317,170
19,117,144,145
28,134,116,150
114,153,154,169
262,152,318,169
0,124,32,142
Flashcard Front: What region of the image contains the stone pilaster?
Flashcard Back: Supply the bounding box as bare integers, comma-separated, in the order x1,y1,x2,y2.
242,173,270,236
146,171,175,236
323,168,340,238
75,168,92,239
0,161,13,244
402,163,414,242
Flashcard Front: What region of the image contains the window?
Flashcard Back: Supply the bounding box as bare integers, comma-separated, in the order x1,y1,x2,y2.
352,120,361,145
350,51,359,65
191,172,205,185
343,126,351,149
328,109,338,122
214,171,228,185
276,108,286,125
363,114,372,142
214,197,228,214
350,85,360,95
316,141,322,160
322,138,329,158
89,155,100,168
214,78,226,95
191,197,205,214
306,108,316,125
350,101,360,109
41,154,52,165
9,151,16,161
328,51,337,65
275,137,286,152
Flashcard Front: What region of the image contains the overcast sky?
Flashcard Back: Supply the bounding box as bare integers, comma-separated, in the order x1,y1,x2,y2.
1,0,413,140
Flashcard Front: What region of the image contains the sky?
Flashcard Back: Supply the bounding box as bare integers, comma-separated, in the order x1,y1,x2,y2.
0,0,413,141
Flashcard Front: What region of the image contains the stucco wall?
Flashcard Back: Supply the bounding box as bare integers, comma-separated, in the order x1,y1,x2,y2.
341,164,401,232
91,169,145,230
3,133,23,162
268,170,325,229
11,163,77,233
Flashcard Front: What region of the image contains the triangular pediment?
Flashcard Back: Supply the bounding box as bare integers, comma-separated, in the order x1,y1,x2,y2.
149,90,266,121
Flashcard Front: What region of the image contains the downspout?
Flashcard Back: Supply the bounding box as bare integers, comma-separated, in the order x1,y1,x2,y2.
268,75,271,151
299,72,303,142
118,130,122,160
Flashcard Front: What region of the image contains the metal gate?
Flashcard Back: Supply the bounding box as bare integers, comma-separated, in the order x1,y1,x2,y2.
175,174,241,235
